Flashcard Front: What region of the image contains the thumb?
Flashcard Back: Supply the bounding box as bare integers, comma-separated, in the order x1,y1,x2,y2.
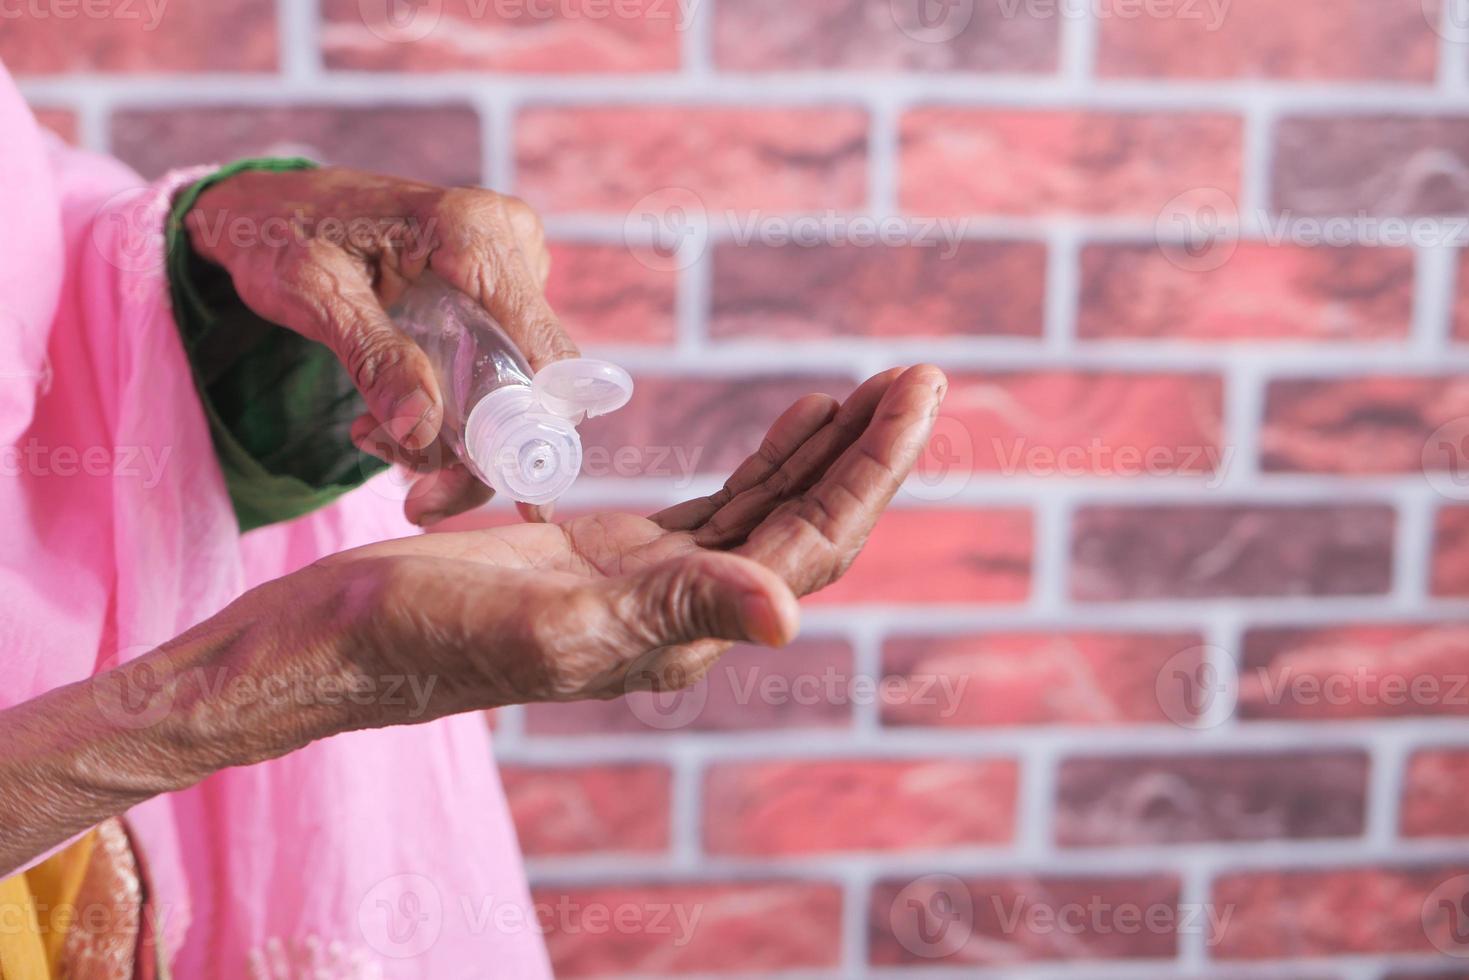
605,552,801,652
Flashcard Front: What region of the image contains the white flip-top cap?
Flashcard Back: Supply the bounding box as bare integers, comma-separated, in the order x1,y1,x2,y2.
532,359,634,420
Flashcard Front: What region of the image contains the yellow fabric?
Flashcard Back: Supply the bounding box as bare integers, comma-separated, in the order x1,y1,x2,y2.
0,831,99,979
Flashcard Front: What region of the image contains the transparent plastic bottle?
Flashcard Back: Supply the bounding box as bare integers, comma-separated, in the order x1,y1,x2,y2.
388,272,633,505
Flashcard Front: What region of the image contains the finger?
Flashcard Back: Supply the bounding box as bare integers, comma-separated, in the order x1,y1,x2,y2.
693,368,905,548
351,413,444,473
652,393,838,533
431,192,578,373
290,250,444,451
504,195,553,290
739,365,947,596
407,466,495,527
596,551,800,653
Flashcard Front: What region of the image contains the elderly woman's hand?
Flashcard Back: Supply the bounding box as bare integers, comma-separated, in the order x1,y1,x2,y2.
0,366,942,872
184,166,572,522
121,366,943,765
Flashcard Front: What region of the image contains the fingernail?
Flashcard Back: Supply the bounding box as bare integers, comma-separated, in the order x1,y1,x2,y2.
389,387,437,449
740,593,791,648
416,510,447,528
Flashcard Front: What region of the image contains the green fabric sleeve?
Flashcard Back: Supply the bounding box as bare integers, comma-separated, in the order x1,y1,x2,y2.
165,157,389,532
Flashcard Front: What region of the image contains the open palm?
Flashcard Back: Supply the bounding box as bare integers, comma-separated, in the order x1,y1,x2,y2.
303,365,944,715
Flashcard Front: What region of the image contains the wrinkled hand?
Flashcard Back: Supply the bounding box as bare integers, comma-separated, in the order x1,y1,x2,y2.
186,166,572,523
179,366,943,764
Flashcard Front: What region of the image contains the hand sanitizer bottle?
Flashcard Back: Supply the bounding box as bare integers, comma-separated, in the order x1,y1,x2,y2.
388,272,633,505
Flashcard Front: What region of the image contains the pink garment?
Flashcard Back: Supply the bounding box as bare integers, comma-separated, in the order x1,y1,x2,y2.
0,63,551,979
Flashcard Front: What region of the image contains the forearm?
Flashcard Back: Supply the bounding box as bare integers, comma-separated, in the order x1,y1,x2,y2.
0,605,340,877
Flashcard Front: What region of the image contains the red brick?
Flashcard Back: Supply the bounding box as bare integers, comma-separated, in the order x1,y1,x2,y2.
320,0,680,73
710,241,1045,340
1261,376,1469,474
547,243,677,346
870,873,1181,965
714,0,1058,71
1273,115,1469,216
1403,749,1469,837
1071,505,1396,601
703,758,1017,856
1079,243,1415,342
580,372,855,478
1210,865,1469,958
900,109,1242,217
516,106,868,215
501,763,670,856
0,0,276,74
809,508,1032,605
535,881,842,975
110,105,482,187
1055,752,1369,847
523,638,855,735
1240,624,1469,721
1456,251,1469,341
944,371,1224,476
30,107,77,144
882,631,1204,728
1096,0,1437,82
1433,507,1469,597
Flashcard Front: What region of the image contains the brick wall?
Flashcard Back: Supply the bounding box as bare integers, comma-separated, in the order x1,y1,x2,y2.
10,0,1469,976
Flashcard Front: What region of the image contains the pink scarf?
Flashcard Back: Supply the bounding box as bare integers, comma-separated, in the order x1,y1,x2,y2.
0,63,550,979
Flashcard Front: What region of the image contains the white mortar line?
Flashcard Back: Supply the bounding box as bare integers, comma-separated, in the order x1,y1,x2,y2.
276,0,321,81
